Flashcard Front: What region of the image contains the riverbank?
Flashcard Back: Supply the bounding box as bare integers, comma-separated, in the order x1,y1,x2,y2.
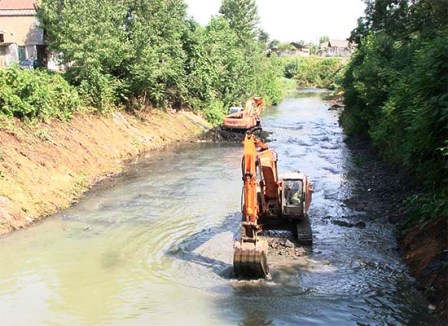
325,91,447,321
344,137,447,322
0,109,210,235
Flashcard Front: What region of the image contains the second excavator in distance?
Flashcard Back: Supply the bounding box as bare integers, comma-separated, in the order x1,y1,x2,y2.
233,134,313,278
222,96,264,132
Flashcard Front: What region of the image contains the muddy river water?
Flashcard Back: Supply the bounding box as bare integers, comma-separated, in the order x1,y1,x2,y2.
0,91,439,325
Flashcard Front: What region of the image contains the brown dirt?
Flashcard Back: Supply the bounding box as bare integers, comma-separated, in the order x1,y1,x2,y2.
202,126,272,143
344,137,448,322
403,217,448,320
0,109,210,235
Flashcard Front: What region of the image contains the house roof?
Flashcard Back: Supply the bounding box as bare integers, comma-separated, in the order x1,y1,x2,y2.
328,39,349,48
290,42,305,50
0,0,35,10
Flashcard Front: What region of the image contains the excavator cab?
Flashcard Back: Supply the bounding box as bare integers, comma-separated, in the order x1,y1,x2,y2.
281,173,313,245
228,106,243,114
281,175,306,217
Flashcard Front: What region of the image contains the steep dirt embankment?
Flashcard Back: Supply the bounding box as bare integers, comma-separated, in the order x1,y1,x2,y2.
0,109,210,235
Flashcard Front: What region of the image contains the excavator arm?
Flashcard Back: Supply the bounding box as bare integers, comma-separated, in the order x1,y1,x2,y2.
241,135,258,226
234,134,270,278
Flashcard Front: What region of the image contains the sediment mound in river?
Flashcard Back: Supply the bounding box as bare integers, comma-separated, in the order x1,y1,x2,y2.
202,126,272,143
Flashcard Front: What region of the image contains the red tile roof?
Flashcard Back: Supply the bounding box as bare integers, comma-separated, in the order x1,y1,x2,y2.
0,0,35,10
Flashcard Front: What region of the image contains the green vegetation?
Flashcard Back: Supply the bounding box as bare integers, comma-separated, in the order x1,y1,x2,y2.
0,0,285,124
342,0,448,223
319,36,329,44
281,56,346,89
0,66,81,121
0,0,279,124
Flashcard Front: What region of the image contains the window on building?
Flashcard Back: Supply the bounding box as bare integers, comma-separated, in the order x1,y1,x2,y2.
0,34,4,43
18,46,26,61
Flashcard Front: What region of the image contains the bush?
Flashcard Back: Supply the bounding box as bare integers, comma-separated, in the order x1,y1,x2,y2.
0,66,81,121
281,56,345,89
202,99,226,126
70,67,119,113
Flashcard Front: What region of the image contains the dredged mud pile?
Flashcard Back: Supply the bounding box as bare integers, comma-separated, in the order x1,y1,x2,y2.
202,126,272,143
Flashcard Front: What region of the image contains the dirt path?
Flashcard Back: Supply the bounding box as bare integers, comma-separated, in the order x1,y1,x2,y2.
0,109,210,235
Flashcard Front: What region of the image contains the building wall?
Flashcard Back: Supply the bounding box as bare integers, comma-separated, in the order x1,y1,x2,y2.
0,14,46,67
0,44,18,67
0,15,42,46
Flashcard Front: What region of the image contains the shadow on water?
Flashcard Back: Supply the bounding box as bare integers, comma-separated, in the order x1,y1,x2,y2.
165,212,241,279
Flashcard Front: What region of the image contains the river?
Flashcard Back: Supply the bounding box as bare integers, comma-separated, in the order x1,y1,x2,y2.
0,91,438,325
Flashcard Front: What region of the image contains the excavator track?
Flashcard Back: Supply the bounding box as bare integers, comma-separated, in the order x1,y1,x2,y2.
295,215,313,245
233,239,269,278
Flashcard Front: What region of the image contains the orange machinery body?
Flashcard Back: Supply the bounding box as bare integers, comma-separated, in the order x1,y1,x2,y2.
240,134,312,233
234,134,313,278
223,97,264,131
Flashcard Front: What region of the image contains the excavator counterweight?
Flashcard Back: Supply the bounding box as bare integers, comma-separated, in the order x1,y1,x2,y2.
233,134,313,279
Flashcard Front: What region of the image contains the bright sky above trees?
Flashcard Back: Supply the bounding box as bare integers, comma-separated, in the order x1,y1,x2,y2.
185,0,366,43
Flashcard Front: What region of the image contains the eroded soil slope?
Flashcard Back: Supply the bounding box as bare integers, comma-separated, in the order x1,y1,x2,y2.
0,110,210,234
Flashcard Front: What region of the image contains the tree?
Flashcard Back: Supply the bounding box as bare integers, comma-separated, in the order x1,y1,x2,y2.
37,0,129,109
38,0,189,109
258,28,270,44
269,39,280,48
219,0,260,42
122,0,189,108
342,0,448,220
308,43,318,55
319,35,329,44
37,0,284,123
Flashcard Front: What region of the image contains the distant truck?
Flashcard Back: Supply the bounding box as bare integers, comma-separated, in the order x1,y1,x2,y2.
222,97,264,131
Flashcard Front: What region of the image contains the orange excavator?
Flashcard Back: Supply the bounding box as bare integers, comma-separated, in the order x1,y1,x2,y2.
222,97,264,131
233,134,313,278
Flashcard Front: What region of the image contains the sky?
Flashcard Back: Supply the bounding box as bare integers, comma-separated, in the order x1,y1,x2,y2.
185,0,366,43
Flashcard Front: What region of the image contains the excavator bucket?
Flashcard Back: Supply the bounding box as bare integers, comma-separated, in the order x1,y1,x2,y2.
233,239,269,278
